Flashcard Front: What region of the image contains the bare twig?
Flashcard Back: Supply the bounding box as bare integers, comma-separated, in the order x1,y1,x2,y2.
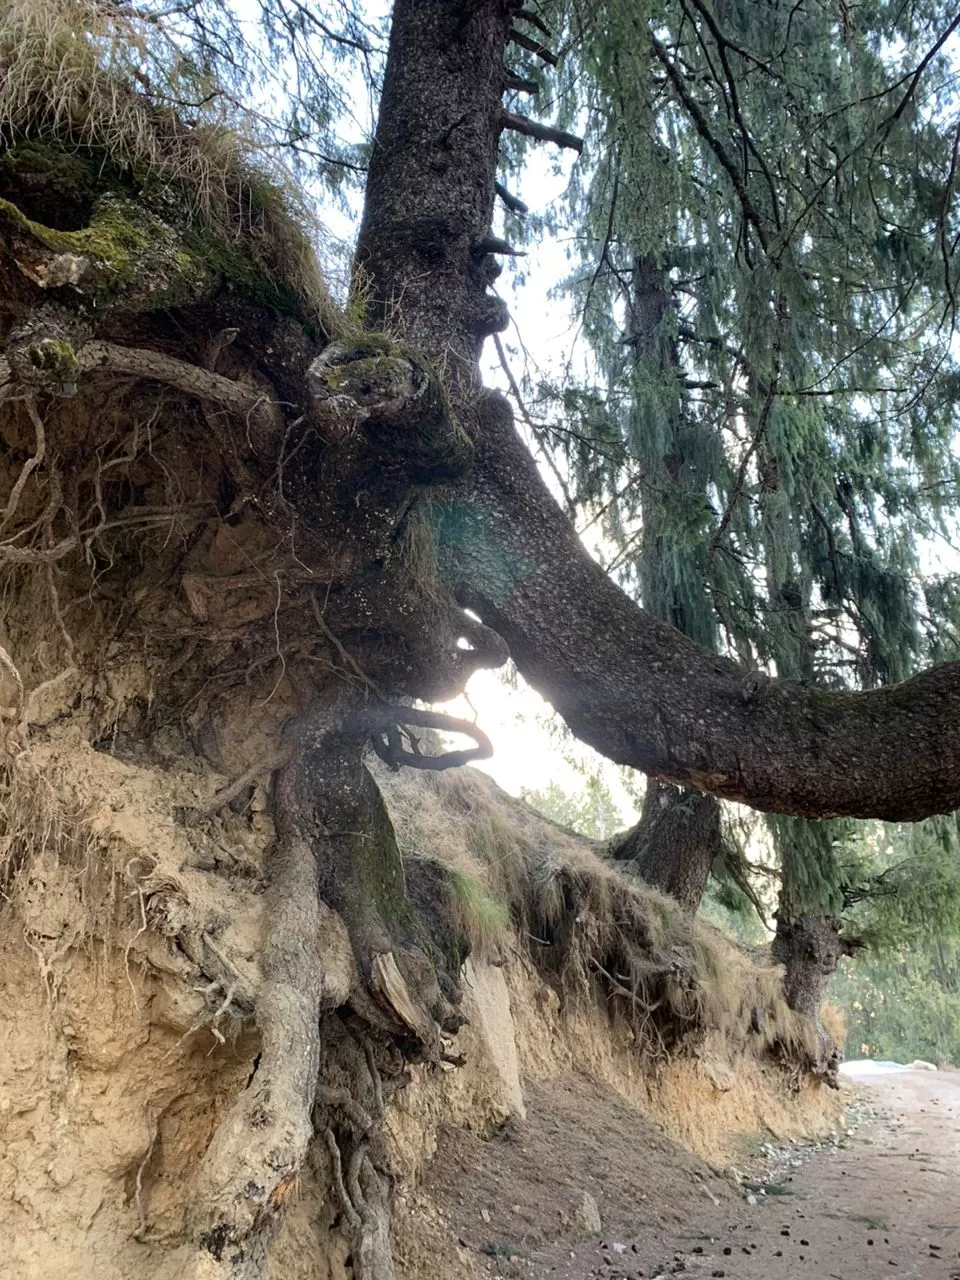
502,110,583,153
495,181,529,215
508,27,558,65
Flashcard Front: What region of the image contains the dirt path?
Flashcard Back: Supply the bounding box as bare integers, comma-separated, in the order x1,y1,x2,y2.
679,1067,960,1280
417,1068,960,1280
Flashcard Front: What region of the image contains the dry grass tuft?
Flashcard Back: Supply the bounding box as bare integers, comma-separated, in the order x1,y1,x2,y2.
379,761,819,1070
0,0,337,324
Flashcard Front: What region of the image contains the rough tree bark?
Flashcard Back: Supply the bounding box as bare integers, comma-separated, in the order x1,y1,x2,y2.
772,911,864,1083
772,912,845,1022
611,781,723,914
354,0,960,824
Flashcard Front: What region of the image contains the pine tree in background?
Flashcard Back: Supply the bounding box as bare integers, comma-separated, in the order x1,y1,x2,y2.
520,0,960,1037
831,816,960,1063
521,775,625,839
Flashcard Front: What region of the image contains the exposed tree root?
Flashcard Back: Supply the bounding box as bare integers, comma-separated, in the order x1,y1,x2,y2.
189,699,464,1276
320,1035,397,1280
327,1133,395,1280
185,750,291,825
190,724,348,1276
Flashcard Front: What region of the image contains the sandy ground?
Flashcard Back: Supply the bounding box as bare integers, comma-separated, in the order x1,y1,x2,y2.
421,1068,960,1280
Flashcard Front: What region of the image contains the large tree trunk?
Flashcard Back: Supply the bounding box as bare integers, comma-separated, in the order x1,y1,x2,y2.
351,6,960,824
2,3,952,1273
0,76,503,1273
355,0,512,377
754,426,852,1042
3,4,915,1276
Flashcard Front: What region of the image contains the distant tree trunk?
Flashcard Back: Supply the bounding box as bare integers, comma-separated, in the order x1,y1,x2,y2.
772,908,863,1082
609,256,722,912
610,781,722,913
772,910,845,1023
756,427,847,1045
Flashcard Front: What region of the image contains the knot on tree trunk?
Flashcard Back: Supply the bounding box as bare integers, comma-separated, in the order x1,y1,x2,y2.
307,337,473,482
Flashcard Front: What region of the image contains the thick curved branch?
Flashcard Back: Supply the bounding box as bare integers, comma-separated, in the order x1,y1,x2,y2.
438,391,960,822
367,706,493,771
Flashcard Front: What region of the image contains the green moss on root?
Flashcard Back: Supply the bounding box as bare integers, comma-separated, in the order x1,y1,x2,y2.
0,138,333,326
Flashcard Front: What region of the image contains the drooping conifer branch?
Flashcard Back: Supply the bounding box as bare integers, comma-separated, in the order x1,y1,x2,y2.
650,33,769,255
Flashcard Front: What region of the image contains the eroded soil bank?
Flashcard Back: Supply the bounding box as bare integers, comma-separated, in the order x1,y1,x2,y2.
417,1067,960,1280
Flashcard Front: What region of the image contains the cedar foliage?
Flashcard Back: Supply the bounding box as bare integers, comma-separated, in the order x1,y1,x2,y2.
521,0,960,976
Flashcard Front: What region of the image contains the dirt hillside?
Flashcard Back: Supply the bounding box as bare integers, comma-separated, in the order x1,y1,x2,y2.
0,744,842,1280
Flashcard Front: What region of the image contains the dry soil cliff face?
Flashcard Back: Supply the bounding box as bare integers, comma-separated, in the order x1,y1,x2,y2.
0,729,839,1280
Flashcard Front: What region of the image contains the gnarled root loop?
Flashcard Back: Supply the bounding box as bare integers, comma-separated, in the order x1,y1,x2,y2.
318,1033,397,1280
